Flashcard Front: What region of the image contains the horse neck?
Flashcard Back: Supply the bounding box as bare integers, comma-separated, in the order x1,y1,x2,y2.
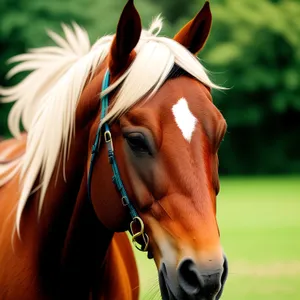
33,81,114,297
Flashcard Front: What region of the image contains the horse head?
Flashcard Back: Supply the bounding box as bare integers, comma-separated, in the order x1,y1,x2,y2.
87,1,228,299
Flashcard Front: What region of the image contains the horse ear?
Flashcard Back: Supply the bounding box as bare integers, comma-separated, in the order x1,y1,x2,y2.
173,1,212,55
109,0,142,75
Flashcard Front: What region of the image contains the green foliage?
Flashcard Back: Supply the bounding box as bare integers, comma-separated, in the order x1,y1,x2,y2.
0,0,161,137
0,0,299,174
201,0,300,174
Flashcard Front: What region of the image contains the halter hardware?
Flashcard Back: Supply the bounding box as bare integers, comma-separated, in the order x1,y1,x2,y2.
87,69,149,252
130,217,149,252
104,130,112,143
121,195,128,206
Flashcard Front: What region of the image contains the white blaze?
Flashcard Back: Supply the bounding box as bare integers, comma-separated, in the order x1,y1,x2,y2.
172,98,197,142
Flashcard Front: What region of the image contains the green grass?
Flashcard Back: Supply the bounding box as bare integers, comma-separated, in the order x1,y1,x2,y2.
132,176,300,299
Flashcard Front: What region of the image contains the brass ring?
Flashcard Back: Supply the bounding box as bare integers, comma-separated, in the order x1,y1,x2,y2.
130,217,149,252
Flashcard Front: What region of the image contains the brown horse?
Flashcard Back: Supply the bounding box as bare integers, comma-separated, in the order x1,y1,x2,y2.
0,1,228,299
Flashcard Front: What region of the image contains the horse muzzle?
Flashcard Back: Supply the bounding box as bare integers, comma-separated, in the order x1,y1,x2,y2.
159,255,228,300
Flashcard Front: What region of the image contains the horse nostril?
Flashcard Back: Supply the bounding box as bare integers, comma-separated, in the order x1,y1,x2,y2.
177,258,223,298
177,258,202,295
216,255,229,300
159,266,170,300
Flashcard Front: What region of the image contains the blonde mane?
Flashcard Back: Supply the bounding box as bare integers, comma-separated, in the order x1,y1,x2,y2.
0,18,221,234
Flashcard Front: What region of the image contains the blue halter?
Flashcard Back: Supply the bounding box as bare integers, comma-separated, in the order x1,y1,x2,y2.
87,70,149,252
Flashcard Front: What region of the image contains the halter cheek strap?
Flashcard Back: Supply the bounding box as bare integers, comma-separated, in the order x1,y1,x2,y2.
87,69,149,252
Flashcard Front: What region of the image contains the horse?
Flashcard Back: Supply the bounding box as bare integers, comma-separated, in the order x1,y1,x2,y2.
0,0,228,299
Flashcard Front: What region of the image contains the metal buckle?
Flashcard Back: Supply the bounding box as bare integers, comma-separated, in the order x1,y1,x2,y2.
130,217,149,252
104,130,112,143
121,196,128,206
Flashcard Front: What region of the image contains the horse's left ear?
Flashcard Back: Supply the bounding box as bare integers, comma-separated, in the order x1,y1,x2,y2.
174,1,212,55
109,0,142,75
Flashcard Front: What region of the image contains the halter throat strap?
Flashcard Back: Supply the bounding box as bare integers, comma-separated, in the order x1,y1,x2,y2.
88,70,138,219
87,69,149,251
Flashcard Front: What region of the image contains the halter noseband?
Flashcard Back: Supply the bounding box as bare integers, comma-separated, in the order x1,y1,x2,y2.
87,70,149,252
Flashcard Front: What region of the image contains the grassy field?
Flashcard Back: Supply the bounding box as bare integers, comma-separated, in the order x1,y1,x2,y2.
132,176,300,300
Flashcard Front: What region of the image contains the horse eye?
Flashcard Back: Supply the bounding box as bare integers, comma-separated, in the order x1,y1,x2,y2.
125,133,151,155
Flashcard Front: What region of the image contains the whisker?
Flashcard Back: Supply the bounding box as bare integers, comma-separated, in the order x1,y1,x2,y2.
145,285,159,299
142,276,160,300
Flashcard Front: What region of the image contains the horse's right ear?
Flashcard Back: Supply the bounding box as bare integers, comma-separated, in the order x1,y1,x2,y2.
109,0,142,76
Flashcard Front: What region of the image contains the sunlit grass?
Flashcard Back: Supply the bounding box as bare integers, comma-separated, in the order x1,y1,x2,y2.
133,176,300,299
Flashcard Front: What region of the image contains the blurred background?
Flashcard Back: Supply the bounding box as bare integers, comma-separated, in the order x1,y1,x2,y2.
0,0,299,299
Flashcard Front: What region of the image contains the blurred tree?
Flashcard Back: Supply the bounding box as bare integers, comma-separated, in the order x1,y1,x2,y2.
199,0,300,174
0,0,299,174
0,0,162,137
150,0,193,23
